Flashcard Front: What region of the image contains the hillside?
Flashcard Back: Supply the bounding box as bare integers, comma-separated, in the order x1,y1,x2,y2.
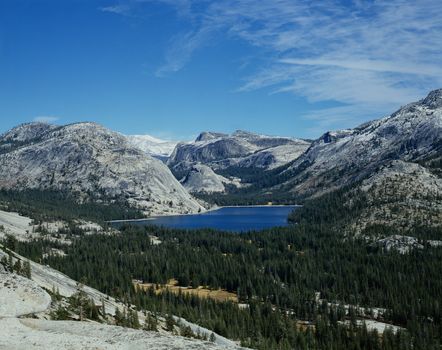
0,122,203,216
352,160,442,233
0,222,244,349
277,89,442,198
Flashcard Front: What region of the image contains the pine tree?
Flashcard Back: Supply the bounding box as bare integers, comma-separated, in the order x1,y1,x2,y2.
144,313,158,332
101,299,106,318
115,308,124,326
130,310,140,329
180,325,195,338
13,259,22,275
22,260,31,278
165,314,175,332
209,332,216,342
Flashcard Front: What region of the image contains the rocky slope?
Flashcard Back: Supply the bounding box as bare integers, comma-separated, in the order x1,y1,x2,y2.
370,235,442,254
229,143,308,170
0,250,244,350
0,318,240,350
180,163,242,193
169,130,309,171
168,130,309,193
0,122,204,216
0,212,244,350
0,271,51,317
277,89,442,234
0,210,34,241
272,89,442,199
352,160,442,232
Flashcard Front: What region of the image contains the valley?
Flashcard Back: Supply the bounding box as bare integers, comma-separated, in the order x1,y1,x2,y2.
0,89,441,349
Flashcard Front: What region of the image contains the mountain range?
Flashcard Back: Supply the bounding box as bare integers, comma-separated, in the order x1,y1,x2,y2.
0,89,440,221
167,130,310,193
168,130,310,172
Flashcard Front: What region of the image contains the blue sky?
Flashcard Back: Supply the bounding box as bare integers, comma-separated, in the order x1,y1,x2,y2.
1,0,441,140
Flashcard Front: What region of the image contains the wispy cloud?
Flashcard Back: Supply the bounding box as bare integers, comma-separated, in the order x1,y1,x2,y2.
156,25,215,76
33,116,59,124
103,0,442,133
279,58,442,77
100,4,132,16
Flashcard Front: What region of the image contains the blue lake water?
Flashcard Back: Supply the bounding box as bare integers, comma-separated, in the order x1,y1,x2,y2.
115,206,298,232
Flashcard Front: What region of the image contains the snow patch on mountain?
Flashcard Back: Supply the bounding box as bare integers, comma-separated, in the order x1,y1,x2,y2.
127,134,180,159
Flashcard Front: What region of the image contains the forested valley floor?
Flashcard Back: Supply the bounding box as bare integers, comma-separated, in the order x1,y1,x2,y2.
2,188,441,350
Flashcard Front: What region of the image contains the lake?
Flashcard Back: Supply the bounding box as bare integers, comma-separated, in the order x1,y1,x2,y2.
113,206,298,232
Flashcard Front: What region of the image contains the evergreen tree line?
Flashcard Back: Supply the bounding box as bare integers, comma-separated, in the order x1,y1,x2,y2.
0,189,143,223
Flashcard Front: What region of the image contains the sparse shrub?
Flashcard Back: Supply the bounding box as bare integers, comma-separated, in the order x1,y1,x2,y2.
165,314,175,332
50,305,70,320
180,324,195,338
